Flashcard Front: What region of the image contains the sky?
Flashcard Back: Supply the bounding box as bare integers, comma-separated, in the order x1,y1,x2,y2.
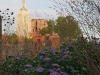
0,0,58,19
0,0,58,33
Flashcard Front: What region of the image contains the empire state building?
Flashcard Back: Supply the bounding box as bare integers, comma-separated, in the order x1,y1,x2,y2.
16,0,31,38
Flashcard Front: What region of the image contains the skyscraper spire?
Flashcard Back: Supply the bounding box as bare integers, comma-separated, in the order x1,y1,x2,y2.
22,0,26,9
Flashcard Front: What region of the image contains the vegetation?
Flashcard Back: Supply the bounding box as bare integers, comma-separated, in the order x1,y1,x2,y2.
0,0,100,75
39,19,54,35
4,33,18,45
51,0,100,39
40,15,82,41
24,37,33,43
55,16,82,40
0,36,100,75
0,8,15,35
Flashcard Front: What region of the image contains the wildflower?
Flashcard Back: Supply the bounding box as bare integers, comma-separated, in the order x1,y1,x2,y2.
52,64,60,68
22,69,28,72
36,67,44,72
25,64,33,68
39,52,45,55
69,66,78,72
43,57,52,62
49,68,57,73
59,71,68,75
50,71,59,75
69,66,74,70
16,56,20,60
49,69,55,73
40,56,44,59
62,55,67,58
22,54,27,58
54,51,61,55
57,59,61,62
8,64,12,68
56,68,61,72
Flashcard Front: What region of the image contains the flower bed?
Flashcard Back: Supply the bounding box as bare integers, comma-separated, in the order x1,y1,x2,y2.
0,37,100,75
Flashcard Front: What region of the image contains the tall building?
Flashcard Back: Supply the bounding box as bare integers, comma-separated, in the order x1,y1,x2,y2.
16,0,31,38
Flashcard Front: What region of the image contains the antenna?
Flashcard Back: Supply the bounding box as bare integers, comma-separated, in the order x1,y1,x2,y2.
22,0,26,9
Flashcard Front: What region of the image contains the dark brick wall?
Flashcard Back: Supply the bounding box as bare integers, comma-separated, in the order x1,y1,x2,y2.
0,16,2,40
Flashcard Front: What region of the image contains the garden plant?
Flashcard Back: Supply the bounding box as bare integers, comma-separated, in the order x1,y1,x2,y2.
0,36,100,75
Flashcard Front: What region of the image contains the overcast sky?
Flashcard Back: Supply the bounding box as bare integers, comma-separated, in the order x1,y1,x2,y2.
0,0,58,19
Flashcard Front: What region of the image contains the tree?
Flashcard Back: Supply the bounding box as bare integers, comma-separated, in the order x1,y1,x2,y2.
39,19,54,35
0,8,15,35
40,16,82,41
50,0,100,74
0,8,15,61
51,0,100,39
55,15,82,40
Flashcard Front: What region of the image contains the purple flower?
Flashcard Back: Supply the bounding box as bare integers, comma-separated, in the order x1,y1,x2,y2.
57,59,61,62
56,68,61,72
49,68,68,75
22,69,28,72
22,54,27,58
53,51,61,55
8,64,12,68
52,64,60,68
68,56,72,59
25,64,33,68
98,48,100,51
47,48,53,51
62,55,67,58
69,66,78,72
49,68,57,73
36,67,44,72
67,46,71,49
71,70,78,72
59,71,68,75
39,52,45,55
16,56,20,60
50,71,59,75
43,57,52,62
77,58,80,61
69,66,74,70
40,56,44,59
49,69,54,73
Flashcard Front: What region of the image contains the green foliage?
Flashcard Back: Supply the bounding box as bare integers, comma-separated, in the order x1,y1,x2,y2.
56,16,82,40
39,16,82,41
7,33,18,45
0,36,100,75
24,37,33,43
39,20,54,35
39,27,48,35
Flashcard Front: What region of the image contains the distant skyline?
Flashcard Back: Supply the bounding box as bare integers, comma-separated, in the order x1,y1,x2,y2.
0,0,59,33
0,0,58,19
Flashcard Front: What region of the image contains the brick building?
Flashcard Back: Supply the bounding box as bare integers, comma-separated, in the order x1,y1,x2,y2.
31,19,48,32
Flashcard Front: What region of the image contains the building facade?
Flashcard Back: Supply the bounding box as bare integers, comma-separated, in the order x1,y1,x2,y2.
16,0,60,48
16,0,31,38
31,19,48,32
16,0,48,38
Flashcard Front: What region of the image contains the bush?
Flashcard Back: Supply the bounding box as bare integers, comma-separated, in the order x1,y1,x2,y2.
0,36,100,75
